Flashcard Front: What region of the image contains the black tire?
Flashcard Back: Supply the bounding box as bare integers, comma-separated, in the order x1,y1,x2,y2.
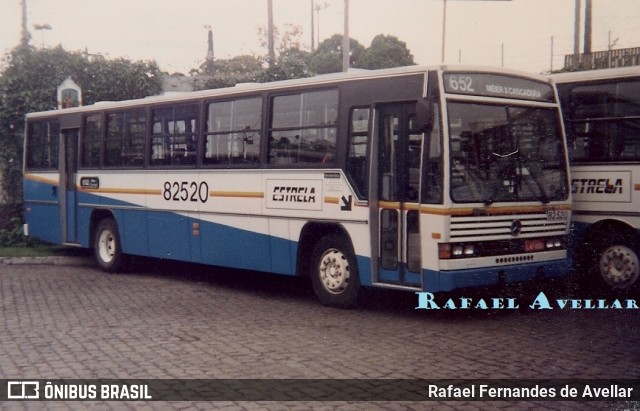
93,218,123,273
309,234,360,308
585,235,640,292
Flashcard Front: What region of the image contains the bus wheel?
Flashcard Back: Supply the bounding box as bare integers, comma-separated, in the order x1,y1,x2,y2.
94,218,123,273
309,234,360,308
596,240,639,291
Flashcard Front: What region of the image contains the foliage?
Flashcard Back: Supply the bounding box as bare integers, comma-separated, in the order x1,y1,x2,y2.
257,24,306,56
0,45,163,205
309,34,366,74
194,27,415,87
264,47,313,82
357,35,415,70
0,204,38,247
202,55,266,89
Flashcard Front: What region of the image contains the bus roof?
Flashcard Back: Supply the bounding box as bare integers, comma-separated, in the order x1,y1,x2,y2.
551,66,640,84
26,64,554,119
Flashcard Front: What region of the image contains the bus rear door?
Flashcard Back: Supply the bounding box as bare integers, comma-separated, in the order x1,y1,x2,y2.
60,128,79,244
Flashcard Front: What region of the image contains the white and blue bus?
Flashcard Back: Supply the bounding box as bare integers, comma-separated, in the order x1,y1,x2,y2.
24,65,571,307
553,66,640,291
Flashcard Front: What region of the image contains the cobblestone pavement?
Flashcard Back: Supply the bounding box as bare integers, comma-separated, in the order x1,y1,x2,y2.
1,257,639,410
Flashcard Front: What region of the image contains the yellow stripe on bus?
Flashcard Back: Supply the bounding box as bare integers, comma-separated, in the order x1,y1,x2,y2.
378,201,571,216
78,187,162,195
420,204,572,216
209,191,264,199
24,173,58,185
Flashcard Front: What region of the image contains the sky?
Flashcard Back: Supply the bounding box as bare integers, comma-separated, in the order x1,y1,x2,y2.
1,0,640,75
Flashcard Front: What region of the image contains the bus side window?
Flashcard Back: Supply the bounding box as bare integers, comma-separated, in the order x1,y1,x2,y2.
26,119,60,170
268,90,338,166
204,97,262,166
150,104,198,167
422,102,443,204
346,108,370,199
81,114,102,168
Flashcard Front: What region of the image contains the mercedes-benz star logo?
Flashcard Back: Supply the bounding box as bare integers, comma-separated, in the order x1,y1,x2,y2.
510,220,522,236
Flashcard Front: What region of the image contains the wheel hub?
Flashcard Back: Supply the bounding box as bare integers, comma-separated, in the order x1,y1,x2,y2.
319,249,350,294
599,245,639,289
99,231,115,263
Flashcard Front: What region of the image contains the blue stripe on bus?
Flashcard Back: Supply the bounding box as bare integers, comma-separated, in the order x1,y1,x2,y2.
24,202,62,244
26,179,570,292
25,180,299,275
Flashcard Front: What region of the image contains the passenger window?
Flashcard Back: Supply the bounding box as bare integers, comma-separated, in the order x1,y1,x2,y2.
81,114,102,168
105,109,146,168
151,104,199,166
26,119,60,170
268,89,338,165
204,97,262,166
346,108,370,199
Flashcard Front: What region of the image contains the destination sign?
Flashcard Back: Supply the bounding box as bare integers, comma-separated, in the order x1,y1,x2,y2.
443,72,555,102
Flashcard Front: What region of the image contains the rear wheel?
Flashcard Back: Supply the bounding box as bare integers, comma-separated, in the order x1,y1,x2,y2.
94,218,123,273
309,234,360,308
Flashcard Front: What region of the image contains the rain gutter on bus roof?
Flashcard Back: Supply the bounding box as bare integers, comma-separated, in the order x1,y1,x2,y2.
26,64,553,119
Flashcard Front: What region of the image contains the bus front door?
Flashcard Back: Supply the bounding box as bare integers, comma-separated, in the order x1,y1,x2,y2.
60,128,79,244
375,104,423,288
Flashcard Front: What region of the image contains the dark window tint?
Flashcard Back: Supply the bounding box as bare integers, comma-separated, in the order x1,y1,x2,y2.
204,97,261,165
268,89,338,166
26,119,60,170
151,104,199,166
105,109,146,168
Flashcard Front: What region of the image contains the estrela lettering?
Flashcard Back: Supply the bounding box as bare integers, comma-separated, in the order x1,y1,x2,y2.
272,186,316,203
571,178,623,194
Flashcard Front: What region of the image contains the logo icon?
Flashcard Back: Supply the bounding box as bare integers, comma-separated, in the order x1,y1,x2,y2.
7,381,40,399
510,220,522,236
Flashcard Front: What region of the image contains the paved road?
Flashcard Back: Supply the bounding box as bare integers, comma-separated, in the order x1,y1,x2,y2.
0,257,639,410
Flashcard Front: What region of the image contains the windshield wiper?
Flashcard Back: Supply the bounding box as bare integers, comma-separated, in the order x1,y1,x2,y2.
517,154,550,204
483,151,520,205
483,161,515,206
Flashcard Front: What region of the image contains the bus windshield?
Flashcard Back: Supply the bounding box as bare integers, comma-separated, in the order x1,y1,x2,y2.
448,102,568,204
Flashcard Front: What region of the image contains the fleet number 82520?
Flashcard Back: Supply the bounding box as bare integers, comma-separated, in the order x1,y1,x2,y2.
163,181,209,203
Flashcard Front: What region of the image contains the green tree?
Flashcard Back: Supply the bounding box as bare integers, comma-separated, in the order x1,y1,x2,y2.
264,47,312,82
257,24,312,82
357,34,415,69
309,34,365,74
0,45,163,205
203,55,265,89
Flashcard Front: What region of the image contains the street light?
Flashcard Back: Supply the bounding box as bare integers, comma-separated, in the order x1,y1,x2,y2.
312,0,329,50
33,23,52,48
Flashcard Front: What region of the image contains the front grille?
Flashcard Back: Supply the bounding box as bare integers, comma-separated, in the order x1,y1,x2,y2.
450,213,567,241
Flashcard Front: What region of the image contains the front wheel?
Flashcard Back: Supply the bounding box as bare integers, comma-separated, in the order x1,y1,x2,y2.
309,234,360,308
595,240,639,291
93,218,123,273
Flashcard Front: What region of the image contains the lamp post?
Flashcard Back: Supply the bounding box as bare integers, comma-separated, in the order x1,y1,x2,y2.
343,0,349,72
441,0,447,63
312,1,329,50
33,23,52,48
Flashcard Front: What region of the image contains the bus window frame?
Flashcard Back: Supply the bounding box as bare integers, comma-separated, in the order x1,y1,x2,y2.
202,95,264,168
266,87,340,168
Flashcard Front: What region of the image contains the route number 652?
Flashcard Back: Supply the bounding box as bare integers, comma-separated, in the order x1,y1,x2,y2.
447,75,475,93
